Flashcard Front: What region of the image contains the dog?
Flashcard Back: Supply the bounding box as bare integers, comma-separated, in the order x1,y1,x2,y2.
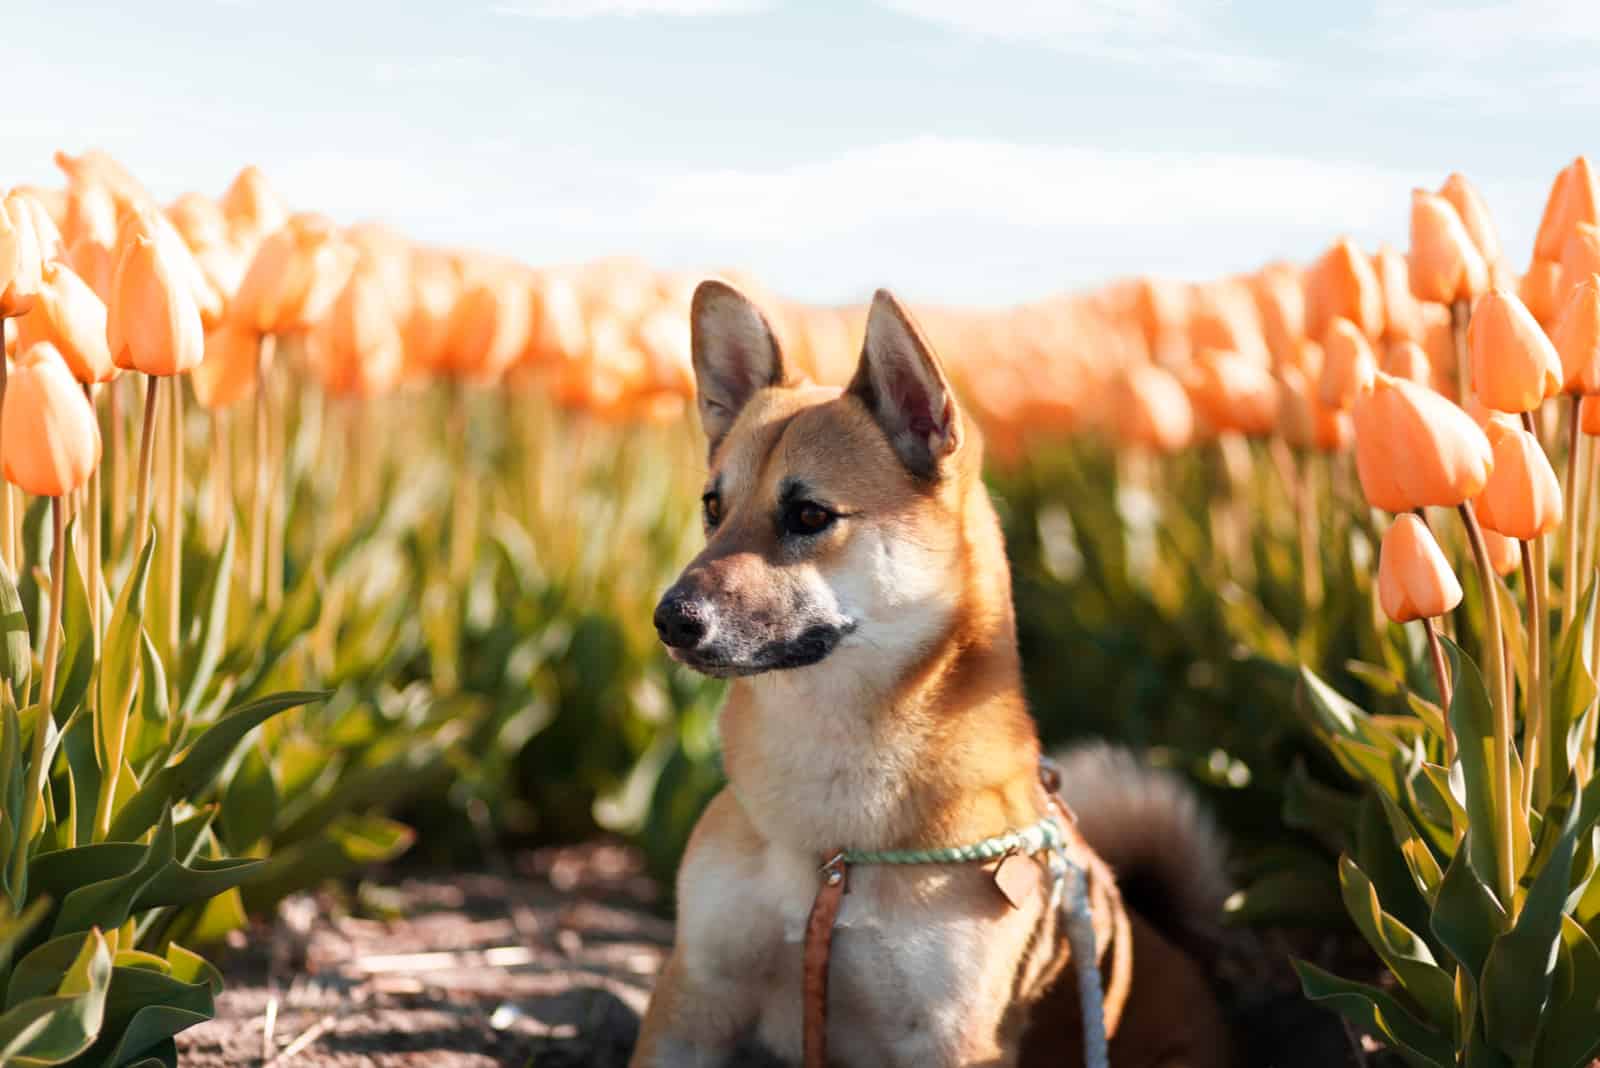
630,281,1231,1068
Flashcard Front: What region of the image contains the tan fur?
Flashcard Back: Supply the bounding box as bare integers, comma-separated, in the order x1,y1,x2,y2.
632,285,1229,1068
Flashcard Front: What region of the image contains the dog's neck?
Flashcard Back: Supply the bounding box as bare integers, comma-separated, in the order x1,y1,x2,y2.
719,489,1043,856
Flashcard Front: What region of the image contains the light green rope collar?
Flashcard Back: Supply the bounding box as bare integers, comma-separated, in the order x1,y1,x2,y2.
839,814,1067,866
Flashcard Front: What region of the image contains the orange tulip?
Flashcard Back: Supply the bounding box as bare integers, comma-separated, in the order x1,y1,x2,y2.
0,193,43,317
1409,190,1489,305
191,320,262,410
403,249,460,377
219,165,288,249
1376,244,1422,342
14,193,62,265
53,149,151,213
1318,317,1376,410
1115,364,1193,452
1552,275,1600,395
1582,394,1600,435
1384,339,1432,385
166,193,229,252
523,273,588,367
1249,263,1304,367
107,213,206,377
1468,288,1560,412
1560,223,1600,300
1185,348,1278,436
1483,527,1521,576
1439,172,1501,265
1354,371,1494,512
14,260,114,384
231,213,351,335
1378,514,1463,623
1306,237,1384,340
1521,258,1564,327
1534,156,1600,262
441,269,533,381
0,343,101,496
1473,425,1563,540
314,261,404,397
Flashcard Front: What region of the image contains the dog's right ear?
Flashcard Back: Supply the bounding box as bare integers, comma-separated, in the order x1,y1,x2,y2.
690,280,789,455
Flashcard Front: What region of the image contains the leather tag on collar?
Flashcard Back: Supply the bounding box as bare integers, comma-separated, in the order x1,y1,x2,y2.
990,852,1042,910
803,852,849,1068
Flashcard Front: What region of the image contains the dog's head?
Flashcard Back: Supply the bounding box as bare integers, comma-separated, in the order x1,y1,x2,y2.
654,281,987,680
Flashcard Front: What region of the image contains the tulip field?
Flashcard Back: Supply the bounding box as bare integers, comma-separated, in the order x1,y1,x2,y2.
7,146,1600,1066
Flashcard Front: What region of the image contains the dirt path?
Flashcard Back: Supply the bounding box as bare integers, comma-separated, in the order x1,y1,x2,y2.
178,843,669,1068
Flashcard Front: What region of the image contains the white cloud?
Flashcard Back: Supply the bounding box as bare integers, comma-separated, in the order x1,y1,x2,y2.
1371,0,1600,55
873,0,1280,86
492,0,768,16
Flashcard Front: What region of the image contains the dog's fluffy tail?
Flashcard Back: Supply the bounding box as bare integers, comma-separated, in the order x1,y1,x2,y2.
1052,742,1229,959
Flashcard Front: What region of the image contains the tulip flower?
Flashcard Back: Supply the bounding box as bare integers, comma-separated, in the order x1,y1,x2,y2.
0,193,43,318
523,273,589,367
1306,237,1384,341
1409,190,1489,305
0,343,101,497
1439,172,1502,266
1522,258,1564,327
1384,339,1432,385
1468,288,1560,413
1483,527,1520,576
1185,348,1278,437
219,165,289,250
1561,223,1600,300
14,260,115,384
1474,426,1563,541
314,261,404,397
107,212,206,377
1553,276,1600,395
192,319,262,411
1249,263,1304,367
1534,156,1600,262
441,269,534,382
1376,244,1422,342
1379,514,1463,623
1115,364,1193,453
1318,317,1377,410
1354,372,1493,513
231,213,353,336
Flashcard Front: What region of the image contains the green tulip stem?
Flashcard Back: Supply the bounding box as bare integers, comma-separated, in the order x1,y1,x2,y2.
166,373,183,678
1451,299,1471,406
249,334,274,603
1564,395,1584,628
0,321,13,574
11,496,66,897
1458,502,1517,907
1521,410,1553,809
82,384,103,648
1422,615,1456,765
133,375,161,559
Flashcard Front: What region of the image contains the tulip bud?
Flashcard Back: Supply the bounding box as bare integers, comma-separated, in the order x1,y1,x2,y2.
1468,288,1561,413
1439,173,1502,265
0,193,44,318
1319,317,1377,410
1473,426,1563,541
0,343,101,496
1483,527,1521,576
314,261,404,397
1115,364,1194,453
1552,276,1600,395
1250,263,1305,368
523,273,588,367
1409,190,1489,305
441,268,533,382
219,165,288,249
192,320,262,410
1521,258,1564,327
1306,237,1384,340
14,260,114,384
1376,244,1423,342
107,212,206,377
1582,394,1600,436
404,249,460,377
14,193,62,265
1185,348,1278,436
1378,514,1464,623
232,214,353,335
1354,372,1494,512
1384,339,1433,385
1561,223,1600,301
1534,157,1600,262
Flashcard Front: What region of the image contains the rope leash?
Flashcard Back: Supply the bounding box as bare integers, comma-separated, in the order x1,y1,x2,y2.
808,813,1111,1068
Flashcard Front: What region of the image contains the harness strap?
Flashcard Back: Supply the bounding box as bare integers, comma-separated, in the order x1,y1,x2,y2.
803,851,849,1068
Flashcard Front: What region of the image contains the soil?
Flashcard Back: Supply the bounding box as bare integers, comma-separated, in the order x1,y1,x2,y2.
177,842,1377,1068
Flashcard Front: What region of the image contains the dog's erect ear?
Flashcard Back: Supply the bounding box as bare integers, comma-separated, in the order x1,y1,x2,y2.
691,280,789,455
847,289,962,479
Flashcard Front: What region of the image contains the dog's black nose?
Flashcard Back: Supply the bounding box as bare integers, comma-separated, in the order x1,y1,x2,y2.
654,594,708,649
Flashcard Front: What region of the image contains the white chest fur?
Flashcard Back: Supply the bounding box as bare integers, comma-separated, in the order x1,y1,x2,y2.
676,832,1048,1068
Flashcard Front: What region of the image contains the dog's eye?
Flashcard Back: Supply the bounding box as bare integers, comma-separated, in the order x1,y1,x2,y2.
783,500,836,537
702,493,723,529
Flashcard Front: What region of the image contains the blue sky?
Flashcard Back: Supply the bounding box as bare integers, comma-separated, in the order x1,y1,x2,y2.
12,1,1600,304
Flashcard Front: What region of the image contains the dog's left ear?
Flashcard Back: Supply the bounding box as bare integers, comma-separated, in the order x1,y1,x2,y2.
848,289,962,479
